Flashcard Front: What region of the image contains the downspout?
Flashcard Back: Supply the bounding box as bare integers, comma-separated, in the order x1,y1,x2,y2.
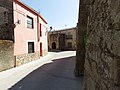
37,15,40,42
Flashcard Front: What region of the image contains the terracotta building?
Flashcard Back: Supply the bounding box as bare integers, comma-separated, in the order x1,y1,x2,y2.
48,27,76,51
0,0,48,71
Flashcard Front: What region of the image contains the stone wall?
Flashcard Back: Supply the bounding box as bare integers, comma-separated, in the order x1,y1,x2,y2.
48,28,76,50
0,0,14,40
0,7,8,25
15,52,40,66
0,40,14,72
75,0,90,76
48,33,59,50
0,0,14,72
84,0,120,90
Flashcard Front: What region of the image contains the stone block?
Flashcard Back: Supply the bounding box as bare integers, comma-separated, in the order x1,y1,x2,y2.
0,40,14,72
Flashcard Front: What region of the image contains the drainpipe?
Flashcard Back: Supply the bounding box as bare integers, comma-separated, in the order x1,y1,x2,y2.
37,15,40,42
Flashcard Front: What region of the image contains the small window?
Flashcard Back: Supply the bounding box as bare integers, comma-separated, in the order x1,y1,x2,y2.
27,16,34,29
40,23,42,36
67,42,72,48
28,42,34,53
66,35,72,39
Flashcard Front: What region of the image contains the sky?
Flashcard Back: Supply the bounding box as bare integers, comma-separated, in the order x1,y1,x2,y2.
21,0,79,30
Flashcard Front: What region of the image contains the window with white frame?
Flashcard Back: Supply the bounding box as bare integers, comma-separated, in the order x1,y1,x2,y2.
28,42,34,53
27,16,34,29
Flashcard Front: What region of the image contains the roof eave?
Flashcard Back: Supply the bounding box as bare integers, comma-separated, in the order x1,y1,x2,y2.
13,0,47,24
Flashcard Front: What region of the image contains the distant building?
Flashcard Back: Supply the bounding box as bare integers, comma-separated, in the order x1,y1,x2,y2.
0,0,48,71
48,27,76,51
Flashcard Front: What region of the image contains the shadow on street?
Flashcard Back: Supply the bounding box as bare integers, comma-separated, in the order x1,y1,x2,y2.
9,56,83,90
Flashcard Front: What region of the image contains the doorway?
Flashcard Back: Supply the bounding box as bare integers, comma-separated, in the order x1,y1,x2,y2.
40,43,42,56
52,42,56,49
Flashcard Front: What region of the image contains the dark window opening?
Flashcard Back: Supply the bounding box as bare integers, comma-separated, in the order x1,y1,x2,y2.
66,35,72,39
28,42,34,53
52,42,56,49
67,42,72,48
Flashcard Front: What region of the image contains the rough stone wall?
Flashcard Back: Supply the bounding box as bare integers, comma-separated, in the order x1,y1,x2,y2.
0,0,14,72
75,0,90,76
0,7,8,25
0,0,14,40
84,0,120,90
0,40,14,72
15,52,40,66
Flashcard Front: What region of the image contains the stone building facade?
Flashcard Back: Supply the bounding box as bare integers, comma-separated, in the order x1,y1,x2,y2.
76,0,120,90
48,27,76,51
75,0,89,76
0,0,14,71
0,0,48,71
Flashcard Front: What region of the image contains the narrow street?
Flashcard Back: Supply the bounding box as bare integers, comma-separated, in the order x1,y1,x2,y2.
0,51,83,90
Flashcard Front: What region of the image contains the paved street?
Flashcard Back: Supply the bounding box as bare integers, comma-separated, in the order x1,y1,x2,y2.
0,51,83,90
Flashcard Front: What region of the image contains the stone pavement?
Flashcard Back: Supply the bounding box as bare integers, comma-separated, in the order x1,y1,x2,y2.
0,51,83,90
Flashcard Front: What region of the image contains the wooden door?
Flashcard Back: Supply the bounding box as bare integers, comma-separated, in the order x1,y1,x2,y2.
40,43,42,56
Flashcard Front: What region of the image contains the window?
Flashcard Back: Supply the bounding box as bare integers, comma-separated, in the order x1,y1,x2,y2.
28,42,34,53
66,35,72,39
40,23,42,36
67,42,72,48
27,16,34,28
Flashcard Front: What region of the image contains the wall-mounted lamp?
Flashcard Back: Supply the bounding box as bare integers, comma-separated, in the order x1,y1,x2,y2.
13,20,21,28
49,26,53,32
16,20,21,24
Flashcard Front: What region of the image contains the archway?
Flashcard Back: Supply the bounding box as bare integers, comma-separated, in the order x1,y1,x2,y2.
52,42,56,49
